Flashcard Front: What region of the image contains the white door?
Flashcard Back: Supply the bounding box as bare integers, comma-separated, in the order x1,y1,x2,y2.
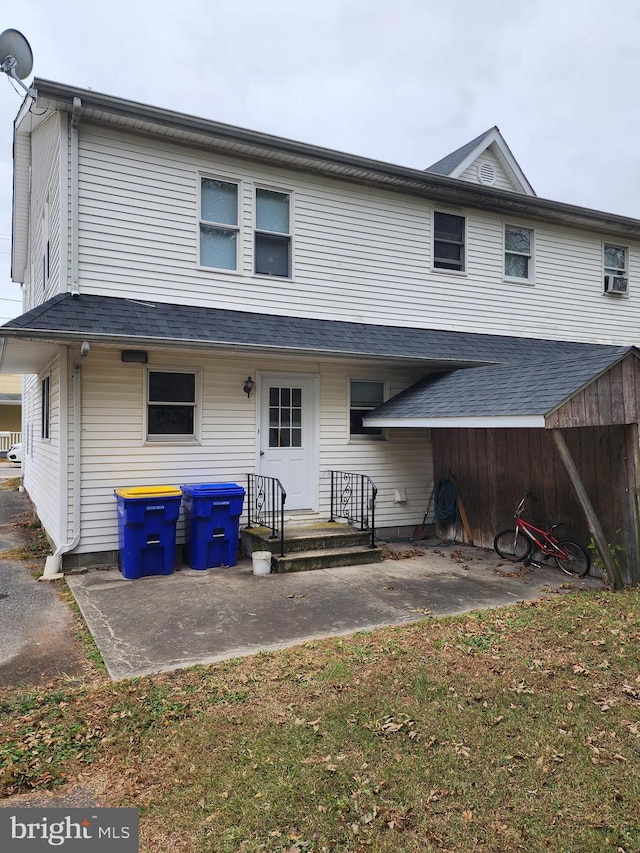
259,374,317,510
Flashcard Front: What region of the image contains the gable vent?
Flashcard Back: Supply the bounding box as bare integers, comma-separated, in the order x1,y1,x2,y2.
477,161,496,186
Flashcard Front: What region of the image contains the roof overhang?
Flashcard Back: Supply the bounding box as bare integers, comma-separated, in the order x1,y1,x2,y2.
0,337,61,373
0,326,486,371
16,79,640,243
4,294,553,371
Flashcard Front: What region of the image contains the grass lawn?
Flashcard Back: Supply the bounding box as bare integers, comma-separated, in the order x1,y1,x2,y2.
2,588,640,852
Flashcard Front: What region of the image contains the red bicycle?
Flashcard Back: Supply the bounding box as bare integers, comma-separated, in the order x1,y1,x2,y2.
494,494,590,577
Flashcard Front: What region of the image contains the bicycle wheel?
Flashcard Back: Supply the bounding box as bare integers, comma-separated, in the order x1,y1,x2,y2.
494,529,532,562
555,540,590,577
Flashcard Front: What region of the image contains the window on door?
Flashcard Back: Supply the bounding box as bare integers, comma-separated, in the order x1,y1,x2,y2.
349,380,385,438
147,370,198,440
268,386,302,447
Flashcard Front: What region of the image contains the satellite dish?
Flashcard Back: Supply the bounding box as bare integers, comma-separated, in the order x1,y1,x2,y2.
0,28,36,97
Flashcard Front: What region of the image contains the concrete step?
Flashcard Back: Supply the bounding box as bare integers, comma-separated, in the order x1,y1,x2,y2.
241,522,372,555
272,545,383,573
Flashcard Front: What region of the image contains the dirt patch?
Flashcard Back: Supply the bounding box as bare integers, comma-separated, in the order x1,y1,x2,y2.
0,488,97,690
0,617,92,688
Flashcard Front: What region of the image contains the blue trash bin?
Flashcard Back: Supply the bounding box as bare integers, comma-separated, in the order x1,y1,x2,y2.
114,486,182,580
181,483,246,569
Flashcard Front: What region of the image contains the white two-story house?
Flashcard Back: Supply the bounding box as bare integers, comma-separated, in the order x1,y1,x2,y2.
4,79,640,583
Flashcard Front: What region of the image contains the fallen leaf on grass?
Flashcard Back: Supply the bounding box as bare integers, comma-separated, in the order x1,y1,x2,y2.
622,684,640,700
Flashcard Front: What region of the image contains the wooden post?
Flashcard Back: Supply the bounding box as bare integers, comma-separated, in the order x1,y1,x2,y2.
551,429,624,589
624,423,640,584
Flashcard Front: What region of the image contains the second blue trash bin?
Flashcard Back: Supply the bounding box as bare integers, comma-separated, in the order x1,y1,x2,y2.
181,483,246,569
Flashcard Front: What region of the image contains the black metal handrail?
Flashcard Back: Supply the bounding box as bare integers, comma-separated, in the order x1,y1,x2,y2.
246,474,287,557
329,470,378,548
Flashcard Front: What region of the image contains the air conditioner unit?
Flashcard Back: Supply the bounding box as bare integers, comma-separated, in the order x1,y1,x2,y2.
604,275,628,294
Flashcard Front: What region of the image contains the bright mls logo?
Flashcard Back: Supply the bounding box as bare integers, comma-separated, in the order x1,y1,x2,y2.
0,808,138,851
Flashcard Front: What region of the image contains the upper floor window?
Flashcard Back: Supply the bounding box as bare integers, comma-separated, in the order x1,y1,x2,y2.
504,225,534,280
147,370,198,441
433,212,465,272
603,243,629,294
255,189,291,277
349,380,385,438
604,243,627,277
200,178,239,270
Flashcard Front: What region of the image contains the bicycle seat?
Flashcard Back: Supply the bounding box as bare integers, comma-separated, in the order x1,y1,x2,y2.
544,519,563,531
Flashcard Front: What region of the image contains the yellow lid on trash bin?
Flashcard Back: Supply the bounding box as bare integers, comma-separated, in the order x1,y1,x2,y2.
115,486,182,499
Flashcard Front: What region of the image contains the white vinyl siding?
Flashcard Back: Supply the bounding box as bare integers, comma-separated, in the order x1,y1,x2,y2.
38,346,429,556
69,123,640,346
22,354,63,546
26,113,63,312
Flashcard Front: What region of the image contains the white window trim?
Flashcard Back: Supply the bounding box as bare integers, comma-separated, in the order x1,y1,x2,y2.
197,173,242,274
347,378,388,442
253,184,295,280
602,241,630,296
431,209,468,275
503,223,535,285
144,367,202,445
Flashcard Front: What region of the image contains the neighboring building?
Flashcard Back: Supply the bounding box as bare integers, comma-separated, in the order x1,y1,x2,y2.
3,79,640,581
0,373,22,453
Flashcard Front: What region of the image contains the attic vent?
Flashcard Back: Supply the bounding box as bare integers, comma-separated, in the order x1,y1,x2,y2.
477,161,496,186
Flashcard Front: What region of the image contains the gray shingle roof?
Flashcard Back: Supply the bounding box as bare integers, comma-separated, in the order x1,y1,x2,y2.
1,294,630,421
367,349,632,420
1,293,624,367
425,128,497,176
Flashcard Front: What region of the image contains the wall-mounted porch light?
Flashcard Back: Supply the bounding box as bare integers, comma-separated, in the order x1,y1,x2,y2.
243,376,255,398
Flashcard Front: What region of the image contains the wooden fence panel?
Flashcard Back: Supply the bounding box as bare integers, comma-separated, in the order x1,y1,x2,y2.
432,425,636,582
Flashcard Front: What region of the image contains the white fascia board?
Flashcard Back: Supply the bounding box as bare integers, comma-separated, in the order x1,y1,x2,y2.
363,415,546,428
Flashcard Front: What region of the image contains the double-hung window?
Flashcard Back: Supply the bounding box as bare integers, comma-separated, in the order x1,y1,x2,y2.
200,178,239,270
349,380,385,438
504,225,534,281
147,370,198,441
255,189,291,277
604,244,628,277
433,212,466,272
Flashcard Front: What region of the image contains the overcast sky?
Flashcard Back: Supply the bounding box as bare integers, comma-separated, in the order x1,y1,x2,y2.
1,0,639,323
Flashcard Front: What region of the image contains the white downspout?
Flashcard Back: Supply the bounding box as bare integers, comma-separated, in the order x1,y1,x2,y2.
40,341,90,580
69,96,81,296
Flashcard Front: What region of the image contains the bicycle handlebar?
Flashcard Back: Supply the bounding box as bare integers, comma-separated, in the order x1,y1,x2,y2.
514,492,532,517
